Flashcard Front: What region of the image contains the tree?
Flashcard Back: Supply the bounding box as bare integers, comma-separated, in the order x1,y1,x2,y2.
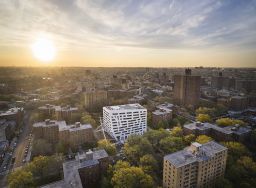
124,135,154,165
215,178,233,188
70,112,82,124
81,113,97,127
98,139,116,156
159,136,184,154
223,142,249,160
237,156,256,173
156,120,167,129
147,112,152,128
169,118,180,127
184,134,196,145
27,155,63,183
144,129,169,148
195,135,212,144
111,165,154,188
196,107,215,116
216,118,245,127
8,169,35,188
196,114,211,122
139,154,158,176
32,139,53,156
170,126,183,137
55,141,68,154
215,104,228,116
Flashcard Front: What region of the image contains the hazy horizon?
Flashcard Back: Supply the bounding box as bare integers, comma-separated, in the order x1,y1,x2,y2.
1,0,256,67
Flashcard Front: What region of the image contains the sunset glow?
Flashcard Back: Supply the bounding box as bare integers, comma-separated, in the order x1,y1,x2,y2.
31,37,56,63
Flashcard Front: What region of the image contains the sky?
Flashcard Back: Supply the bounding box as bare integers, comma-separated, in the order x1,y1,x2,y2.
0,0,256,67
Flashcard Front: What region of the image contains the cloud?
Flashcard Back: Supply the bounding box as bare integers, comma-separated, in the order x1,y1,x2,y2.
0,0,256,51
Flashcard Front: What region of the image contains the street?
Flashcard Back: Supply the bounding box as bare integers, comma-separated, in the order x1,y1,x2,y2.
13,112,32,168
0,111,32,187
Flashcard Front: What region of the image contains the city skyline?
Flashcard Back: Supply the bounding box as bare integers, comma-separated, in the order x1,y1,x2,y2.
0,0,256,67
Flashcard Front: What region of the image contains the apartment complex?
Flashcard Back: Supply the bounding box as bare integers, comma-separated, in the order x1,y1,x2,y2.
0,107,24,125
163,141,228,188
103,103,147,143
152,103,173,125
42,149,109,188
184,122,251,143
38,104,78,121
173,69,201,107
84,90,108,111
33,120,94,146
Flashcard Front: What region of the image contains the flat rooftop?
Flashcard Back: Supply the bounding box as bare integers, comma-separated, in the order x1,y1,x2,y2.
184,122,251,135
0,107,23,116
164,141,227,168
33,120,66,128
38,105,78,112
104,103,145,111
152,109,171,115
33,120,92,132
42,149,108,188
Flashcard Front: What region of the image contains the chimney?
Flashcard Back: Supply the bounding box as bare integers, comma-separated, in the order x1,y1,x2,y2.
45,119,50,125
219,72,223,77
86,150,93,160
75,122,81,128
185,68,192,75
196,121,203,127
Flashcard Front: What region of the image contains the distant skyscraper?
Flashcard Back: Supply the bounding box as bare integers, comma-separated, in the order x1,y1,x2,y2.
173,69,201,107
163,141,228,188
211,72,236,90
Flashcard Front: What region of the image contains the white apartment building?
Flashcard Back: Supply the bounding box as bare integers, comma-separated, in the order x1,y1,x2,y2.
103,103,147,143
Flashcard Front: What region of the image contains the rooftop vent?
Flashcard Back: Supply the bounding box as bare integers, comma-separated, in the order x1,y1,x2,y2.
86,149,93,160
45,119,50,125
75,122,81,128
196,121,203,127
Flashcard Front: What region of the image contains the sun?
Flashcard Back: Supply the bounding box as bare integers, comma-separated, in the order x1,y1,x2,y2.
32,37,56,62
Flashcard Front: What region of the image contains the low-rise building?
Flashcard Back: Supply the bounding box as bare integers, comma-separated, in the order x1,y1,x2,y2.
38,104,78,121
59,122,94,147
152,103,173,125
41,149,109,188
33,120,94,146
163,141,228,188
230,96,248,111
0,107,24,125
184,122,251,142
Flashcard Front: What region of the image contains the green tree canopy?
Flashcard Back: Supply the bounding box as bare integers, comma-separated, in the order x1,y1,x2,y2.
139,154,158,176
183,134,196,145
8,169,35,188
223,142,249,160
144,129,169,148
159,136,184,154
81,113,97,127
32,139,53,156
156,120,168,129
111,164,154,188
196,107,215,116
195,135,213,144
170,126,183,137
98,139,117,156
124,135,154,165
196,114,212,122
216,118,245,127
55,141,69,154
